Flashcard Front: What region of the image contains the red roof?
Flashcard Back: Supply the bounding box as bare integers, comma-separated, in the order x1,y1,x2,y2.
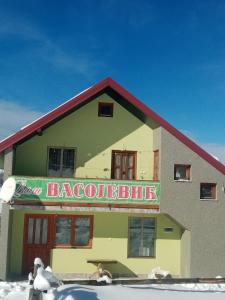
1,77,225,175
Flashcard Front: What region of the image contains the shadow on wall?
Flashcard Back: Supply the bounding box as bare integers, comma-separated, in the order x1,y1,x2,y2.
110,262,137,278
13,91,158,177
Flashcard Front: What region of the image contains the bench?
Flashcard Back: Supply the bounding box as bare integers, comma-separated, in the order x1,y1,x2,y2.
87,259,117,264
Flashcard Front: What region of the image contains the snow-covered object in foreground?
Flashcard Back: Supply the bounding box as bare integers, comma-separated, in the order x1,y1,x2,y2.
45,266,52,273
148,266,170,279
33,266,62,291
97,275,112,284
28,272,34,285
34,257,44,267
33,267,51,291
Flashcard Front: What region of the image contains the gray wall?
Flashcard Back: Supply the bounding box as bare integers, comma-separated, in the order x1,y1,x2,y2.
157,127,225,277
0,148,13,280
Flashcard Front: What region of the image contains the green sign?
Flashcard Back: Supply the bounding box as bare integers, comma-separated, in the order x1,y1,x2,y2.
12,176,160,205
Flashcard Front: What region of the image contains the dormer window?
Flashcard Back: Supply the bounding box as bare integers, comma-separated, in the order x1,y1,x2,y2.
98,102,113,117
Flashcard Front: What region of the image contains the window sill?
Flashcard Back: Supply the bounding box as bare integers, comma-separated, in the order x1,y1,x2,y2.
200,198,217,201
174,179,191,182
127,256,156,259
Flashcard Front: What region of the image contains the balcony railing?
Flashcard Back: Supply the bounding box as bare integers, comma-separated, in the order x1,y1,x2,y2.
12,176,160,206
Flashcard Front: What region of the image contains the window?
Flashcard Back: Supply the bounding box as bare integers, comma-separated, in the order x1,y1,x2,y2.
48,147,75,177
98,102,113,117
111,151,136,180
128,217,155,257
174,164,191,181
200,183,216,200
55,216,93,247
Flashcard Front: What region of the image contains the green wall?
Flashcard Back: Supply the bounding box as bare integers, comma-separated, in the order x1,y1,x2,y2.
10,210,182,277
14,94,156,180
0,153,4,169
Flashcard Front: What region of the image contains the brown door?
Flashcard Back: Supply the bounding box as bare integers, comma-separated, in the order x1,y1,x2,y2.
23,214,53,274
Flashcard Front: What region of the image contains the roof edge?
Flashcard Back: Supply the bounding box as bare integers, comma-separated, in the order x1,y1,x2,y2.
0,77,225,176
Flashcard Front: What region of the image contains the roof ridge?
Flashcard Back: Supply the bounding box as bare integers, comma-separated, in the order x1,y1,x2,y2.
0,77,225,176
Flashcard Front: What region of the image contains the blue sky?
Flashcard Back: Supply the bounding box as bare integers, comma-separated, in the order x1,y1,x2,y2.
1,0,225,162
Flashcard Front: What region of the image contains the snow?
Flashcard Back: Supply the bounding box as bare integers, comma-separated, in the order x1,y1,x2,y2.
1,281,225,300
33,266,62,291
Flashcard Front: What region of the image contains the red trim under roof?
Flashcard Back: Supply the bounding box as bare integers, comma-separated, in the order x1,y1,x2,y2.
1,77,225,175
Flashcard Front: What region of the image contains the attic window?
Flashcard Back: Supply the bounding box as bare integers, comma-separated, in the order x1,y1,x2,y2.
200,183,216,200
98,102,113,117
174,164,191,181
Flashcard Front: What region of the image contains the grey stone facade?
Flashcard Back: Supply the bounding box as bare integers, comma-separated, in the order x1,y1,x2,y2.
157,127,225,277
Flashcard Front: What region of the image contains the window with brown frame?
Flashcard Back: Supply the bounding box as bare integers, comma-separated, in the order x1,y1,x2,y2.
174,164,191,181
153,150,159,181
111,151,136,180
55,215,93,248
128,217,156,257
200,183,217,200
98,102,113,117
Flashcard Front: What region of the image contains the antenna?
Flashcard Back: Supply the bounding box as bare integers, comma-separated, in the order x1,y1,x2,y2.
0,177,16,204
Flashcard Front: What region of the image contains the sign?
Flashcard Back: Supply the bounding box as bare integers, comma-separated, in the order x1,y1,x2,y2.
12,176,160,205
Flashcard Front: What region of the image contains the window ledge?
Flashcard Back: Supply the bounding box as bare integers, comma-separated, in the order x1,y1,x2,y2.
200,198,217,201
174,179,192,183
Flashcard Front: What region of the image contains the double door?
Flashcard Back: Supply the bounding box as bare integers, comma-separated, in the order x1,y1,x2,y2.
112,151,136,180
23,215,53,274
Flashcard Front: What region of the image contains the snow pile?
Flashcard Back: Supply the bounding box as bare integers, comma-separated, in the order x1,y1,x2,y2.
33,266,62,291
97,275,112,284
34,257,44,268
0,281,29,299
148,266,171,279
2,281,225,300
29,257,62,292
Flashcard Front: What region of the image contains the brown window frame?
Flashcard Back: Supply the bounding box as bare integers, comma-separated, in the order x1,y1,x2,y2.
47,147,76,178
54,215,93,249
174,164,191,181
111,150,137,180
153,150,159,181
200,183,217,200
98,102,114,117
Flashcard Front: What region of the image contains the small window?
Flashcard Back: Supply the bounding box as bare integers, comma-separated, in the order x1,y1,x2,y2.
200,183,216,200
98,102,113,117
174,164,191,181
55,216,93,248
128,217,155,257
48,147,75,177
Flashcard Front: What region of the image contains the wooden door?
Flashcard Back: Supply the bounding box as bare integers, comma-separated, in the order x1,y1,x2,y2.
23,214,53,274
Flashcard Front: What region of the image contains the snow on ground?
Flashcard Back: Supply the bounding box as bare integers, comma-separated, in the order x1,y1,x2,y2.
2,281,225,300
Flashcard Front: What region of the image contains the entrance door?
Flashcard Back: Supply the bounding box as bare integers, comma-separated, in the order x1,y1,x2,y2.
23,215,53,274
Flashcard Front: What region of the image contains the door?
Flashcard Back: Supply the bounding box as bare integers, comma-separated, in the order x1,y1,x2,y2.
111,151,136,180
23,214,53,274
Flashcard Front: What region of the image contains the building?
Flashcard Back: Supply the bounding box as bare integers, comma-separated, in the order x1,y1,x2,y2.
0,77,225,280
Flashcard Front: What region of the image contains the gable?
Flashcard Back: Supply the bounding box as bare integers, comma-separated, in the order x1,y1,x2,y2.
0,77,225,176
14,92,157,178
